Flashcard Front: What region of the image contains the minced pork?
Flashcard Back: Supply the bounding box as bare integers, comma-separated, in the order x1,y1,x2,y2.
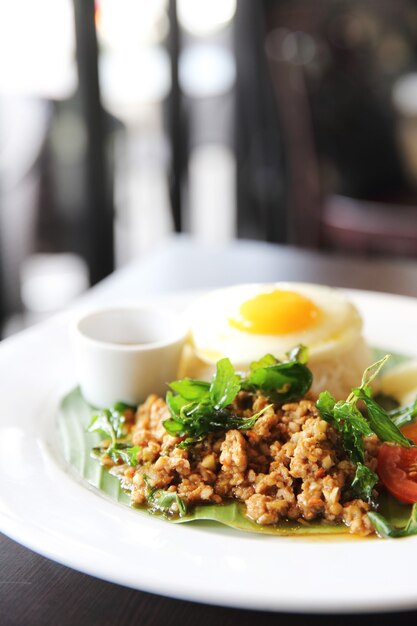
103,391,380,536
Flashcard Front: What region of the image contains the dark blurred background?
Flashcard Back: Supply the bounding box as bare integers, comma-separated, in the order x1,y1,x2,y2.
1,0,417,336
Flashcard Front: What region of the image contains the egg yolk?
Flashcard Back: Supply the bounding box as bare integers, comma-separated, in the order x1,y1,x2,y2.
229,290,321,335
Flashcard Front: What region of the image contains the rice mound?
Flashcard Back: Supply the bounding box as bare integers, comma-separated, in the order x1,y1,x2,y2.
308,336,372,399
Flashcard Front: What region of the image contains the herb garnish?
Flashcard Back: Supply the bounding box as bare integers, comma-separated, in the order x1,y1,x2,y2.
164,358,271,447
387,397,417,429
88,403,139,466
241,352,313,403
316,355,413,502
143,475,186,517
163,349,312,447
368,504,417,538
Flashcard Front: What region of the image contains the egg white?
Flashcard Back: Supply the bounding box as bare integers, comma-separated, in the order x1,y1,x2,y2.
186,282,364,368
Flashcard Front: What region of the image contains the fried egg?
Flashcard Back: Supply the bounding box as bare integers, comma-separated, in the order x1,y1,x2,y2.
182,282,373,399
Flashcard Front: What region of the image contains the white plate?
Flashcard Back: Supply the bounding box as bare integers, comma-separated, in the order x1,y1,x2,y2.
1,288,417,614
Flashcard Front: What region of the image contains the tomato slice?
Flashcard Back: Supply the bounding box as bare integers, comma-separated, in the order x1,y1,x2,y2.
400,421,417,445
378,444,417,503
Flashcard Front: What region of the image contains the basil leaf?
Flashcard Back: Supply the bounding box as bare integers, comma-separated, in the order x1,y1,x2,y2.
163,417,187,437
402,504,417,536
317,356,414,508
88,412,116,446
367,512,399,538
168,379,210,402
389,396,417,429
172,404,272,448
165,354,310,445
250,354,278,372
317,396,373,480
286,344,309,364
149,490,186,516
333,402,374,436
108,444,140,466
245,361,313,403
113,401,135,414
88,404,135,469
359,354,391,392
175,408,264,448
316,391,337,422
333,401,372,464
166,390,189,417
354,389,413,448
368,504,417,538
351,462,378,502
209,358,241,410
144,477,187,517
88,407,126,446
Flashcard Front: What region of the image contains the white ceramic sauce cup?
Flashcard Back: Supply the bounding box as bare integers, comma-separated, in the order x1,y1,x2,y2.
72,307,188,408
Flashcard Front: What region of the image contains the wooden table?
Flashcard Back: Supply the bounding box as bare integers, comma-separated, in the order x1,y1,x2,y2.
2,237,417,626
